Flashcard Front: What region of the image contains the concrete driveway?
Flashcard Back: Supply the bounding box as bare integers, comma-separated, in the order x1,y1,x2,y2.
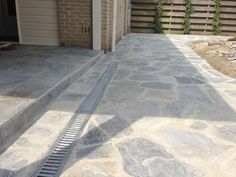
61,34,236,177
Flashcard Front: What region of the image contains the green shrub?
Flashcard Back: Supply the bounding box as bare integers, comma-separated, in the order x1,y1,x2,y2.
183,0,194,34
154,0,166,33
213,0,221,35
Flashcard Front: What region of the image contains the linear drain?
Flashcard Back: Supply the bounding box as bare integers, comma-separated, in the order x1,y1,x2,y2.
32,62,118,177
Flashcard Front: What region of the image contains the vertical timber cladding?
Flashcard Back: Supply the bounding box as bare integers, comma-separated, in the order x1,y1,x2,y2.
58,0,92,48
131,0,236,36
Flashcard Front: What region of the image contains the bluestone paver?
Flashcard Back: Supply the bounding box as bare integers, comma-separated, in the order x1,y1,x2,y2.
61,34,236,177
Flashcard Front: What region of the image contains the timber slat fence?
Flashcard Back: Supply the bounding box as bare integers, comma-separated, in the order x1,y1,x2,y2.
131,0,236,35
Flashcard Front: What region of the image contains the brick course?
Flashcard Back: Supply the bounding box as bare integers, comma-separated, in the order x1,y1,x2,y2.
58,0,92,48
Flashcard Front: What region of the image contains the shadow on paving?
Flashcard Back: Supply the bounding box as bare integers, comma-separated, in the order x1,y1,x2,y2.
0,45,98,99
0,34,236,177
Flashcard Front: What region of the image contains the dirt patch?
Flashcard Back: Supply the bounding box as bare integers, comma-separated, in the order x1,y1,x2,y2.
191,40,236,79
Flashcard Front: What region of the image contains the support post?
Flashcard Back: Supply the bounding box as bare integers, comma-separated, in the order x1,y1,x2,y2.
111,0,117,52
92,0,101,50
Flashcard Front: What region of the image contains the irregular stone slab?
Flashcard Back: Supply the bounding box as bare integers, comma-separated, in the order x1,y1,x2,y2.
169,66,199,75
138,66,158,72
142,89,176,102
224,90,236,97
129,75,158,81
117,138,173,161
164,85,213,117
178,85,212,104
214,124,236,143
27,126,51,137
145,158,204,177
151,61,169,68
15,137,46,149
203,76,226,83
60,159,117,177
156,68,185,77
158,129,230,159
77,144,116,159
164,101,186,117
154,57,172,62
190,121,208,130
105,81,144,103
227,80,236,84
124,101,160,119
0,153,28,177
178,85,236,121
142,82,173,90
113,69,130,81
82,125,107,145
98,116,133,138
117,138,173,177
175,76,205,85
0,169,15,177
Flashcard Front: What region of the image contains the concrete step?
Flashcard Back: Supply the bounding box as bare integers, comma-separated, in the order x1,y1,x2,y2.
0,57,112,177
0,51,104,153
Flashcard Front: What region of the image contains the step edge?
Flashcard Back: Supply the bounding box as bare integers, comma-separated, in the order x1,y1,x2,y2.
0,51,105,153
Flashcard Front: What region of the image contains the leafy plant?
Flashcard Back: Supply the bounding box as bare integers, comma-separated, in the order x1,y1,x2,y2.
183,0,194,34
213,0,221,35
154,0,166,33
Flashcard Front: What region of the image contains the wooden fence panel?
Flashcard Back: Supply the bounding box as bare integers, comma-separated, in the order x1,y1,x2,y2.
131,0,236,35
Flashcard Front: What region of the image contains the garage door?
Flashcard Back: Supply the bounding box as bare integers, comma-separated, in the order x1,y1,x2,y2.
17,0,59,46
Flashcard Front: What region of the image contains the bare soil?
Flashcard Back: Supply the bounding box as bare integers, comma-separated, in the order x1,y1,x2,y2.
191,42,236,79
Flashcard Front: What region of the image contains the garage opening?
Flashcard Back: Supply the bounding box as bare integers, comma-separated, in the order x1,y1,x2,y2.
0,0,19,42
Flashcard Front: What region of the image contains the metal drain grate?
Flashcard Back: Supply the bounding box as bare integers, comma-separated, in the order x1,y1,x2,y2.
32,62,118,177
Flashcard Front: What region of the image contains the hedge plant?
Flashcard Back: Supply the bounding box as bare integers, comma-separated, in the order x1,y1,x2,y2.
154,0,166,33
183,0,194,34
213,0,221,35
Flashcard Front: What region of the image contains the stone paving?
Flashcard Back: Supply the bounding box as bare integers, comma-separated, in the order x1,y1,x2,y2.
0,45,100,127
0,57,109,177
60,34,236,177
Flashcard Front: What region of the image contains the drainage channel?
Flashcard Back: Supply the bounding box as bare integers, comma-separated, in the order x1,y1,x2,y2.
32,62,118,177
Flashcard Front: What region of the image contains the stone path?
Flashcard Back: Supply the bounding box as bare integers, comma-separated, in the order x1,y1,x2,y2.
60,34,236,177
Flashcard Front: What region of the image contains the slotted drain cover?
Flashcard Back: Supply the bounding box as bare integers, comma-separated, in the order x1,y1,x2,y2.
32,62,118,177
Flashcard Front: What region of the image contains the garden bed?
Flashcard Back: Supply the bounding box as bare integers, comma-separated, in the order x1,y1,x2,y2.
191,39,236,79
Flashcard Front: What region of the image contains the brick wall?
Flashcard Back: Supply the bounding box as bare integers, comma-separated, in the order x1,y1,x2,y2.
58,0,92,48
116,0,129,42
58,0,129,50
116,0,124,43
